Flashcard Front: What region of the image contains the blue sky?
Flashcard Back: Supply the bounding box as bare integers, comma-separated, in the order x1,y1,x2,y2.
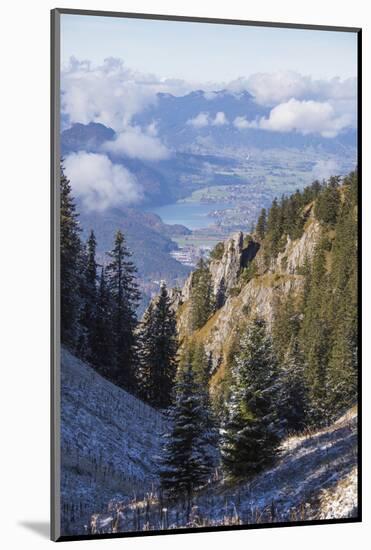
61,14,357,82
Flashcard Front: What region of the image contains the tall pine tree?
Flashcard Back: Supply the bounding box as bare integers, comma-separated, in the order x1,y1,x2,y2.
137,282,178,408
221,318,281,478
278,336,308,433
106,230,140,390
76,230,98,361
90,267,113,377
256,208,267,241
190,258,214,330
300,238,331,425
60,162,82,346
159,354,217,517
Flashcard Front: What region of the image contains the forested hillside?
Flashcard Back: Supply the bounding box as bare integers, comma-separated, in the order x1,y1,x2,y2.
60,166,358,536
175,172,358,428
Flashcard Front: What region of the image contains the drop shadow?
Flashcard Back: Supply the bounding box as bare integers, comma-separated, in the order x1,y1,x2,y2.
18,521,49,539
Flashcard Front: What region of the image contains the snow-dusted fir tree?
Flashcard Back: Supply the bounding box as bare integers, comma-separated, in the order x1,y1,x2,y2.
221,318,281,478
190,342,219,472
278,335,308,433
137,282,178,408
159,352,216,517
60,163,82,346
106,230,140,390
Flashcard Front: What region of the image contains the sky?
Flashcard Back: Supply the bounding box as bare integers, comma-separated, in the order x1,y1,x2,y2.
60,13,358,213
61,14,357,82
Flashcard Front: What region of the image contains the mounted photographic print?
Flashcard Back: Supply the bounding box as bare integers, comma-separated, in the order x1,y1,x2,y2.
51,8,361,541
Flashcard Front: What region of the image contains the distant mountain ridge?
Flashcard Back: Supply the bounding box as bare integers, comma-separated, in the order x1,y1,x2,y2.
79,205,191,311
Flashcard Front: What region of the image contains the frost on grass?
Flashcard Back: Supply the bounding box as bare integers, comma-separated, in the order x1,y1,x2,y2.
88,397,358,534
60,348,166,535
60,349,357,536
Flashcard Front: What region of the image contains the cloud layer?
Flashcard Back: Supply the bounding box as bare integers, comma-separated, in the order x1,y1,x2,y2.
64,152,143,212
228,71,357,106
187,111,229,127
61,57,193,131
234,99,352,138
103,126,170,160
61,58,356,143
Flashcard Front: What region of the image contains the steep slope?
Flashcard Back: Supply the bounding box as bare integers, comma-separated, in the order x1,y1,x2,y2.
88,407,357,533
175,209,322,376
60,348,166,536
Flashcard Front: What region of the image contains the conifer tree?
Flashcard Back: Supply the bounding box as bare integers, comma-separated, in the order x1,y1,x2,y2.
60,163,82,346
272,293,301,364
325,173,358,417
215,277,226,310
90,267,112,376
264,198,282,262
278,336,308,433
159,354,216,517
300,238,331,425
256,208,267,241
106,230,140,390
77,230,98,361
137,282,178,408
190,342,219,467
221,318,281,478
314,176,340,226
190,258,214,330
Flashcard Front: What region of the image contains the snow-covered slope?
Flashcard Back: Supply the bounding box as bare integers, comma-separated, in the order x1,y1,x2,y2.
60,348,166,536
89,407,358,534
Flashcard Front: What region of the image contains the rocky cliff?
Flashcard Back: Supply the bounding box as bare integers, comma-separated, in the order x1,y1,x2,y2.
173,208,322,385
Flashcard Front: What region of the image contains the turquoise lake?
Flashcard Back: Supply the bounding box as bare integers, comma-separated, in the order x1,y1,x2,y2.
144,201,234,230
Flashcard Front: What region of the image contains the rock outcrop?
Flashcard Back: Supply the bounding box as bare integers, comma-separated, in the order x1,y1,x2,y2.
175,214,322,375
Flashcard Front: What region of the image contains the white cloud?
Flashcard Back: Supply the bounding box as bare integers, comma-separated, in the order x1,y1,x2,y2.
61,58,356,140
203,91,219,100
233,116,257,130
234,99,352,138
228,71,357,106
212,112,228,126
103,126,170,161
61,56,197,131
64,152,143,212
260,99,351,137
146,121,158,136
187,111,228,128
187,112,210,128
61,57,157,130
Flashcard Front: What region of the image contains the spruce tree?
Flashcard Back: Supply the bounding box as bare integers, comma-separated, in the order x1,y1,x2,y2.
314,176,340,226
256,208,267,241
90,267,113,377
300,238,331,425
159,355,216,517
264,198,282,262
137,282,178,408
215,278,226,310
106,230,140,390
325,173,358,417
77,230,98,361
190,342,219,469
221,318,281,478
278,336,308,433
60,163,82,346
190,258,214,330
